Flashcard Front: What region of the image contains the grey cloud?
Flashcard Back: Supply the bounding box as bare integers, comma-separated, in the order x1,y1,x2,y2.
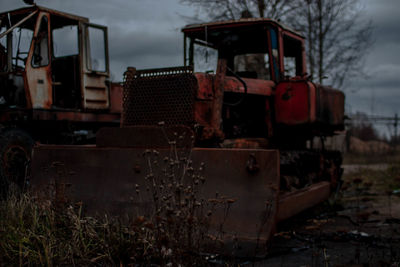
366,43,400,66
372,20,400,45
109,29,182,59
107,25,185,80
347,90,400,116
109,38,184,81
365,0,400,45
350,67,400,90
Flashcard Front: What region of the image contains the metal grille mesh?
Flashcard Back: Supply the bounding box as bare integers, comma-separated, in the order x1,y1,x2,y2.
123,66,197,127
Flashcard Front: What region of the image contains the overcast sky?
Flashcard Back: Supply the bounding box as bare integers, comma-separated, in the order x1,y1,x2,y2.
1,0,400,134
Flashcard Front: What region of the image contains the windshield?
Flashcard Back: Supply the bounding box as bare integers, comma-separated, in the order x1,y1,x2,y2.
186,25,276,80
192,42,218,73
0,12,37,72
0,26,33,71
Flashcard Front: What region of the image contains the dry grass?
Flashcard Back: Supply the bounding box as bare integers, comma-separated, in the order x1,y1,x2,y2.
342,163,400,194
0,185,221,266
343,151,400,165
0,192,153,265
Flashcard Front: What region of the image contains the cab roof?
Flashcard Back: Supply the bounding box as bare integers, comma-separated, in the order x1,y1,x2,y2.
182,18,304,39
0,5,91,32
0,5,89,25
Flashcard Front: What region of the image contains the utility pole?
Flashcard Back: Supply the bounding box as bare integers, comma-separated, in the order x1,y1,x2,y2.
394,113,398,151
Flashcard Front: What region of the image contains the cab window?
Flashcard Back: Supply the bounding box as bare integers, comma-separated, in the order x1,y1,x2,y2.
32,16,49,67
53,25,78,57
86,26,107,72
283,35,303,78
234,53,270,80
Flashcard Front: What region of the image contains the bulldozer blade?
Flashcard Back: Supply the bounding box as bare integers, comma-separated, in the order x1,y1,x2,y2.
277,181,331,222
30,145,279,256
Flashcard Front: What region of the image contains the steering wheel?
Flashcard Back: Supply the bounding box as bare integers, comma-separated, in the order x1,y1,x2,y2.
12,52,29,68
224,66,248,106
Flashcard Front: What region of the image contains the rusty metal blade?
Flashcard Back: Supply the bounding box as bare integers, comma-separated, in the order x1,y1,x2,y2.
277,181,331,222
30,145,280,256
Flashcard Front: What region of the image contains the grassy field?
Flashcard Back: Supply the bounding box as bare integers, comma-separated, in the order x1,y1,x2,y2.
343,151,400,165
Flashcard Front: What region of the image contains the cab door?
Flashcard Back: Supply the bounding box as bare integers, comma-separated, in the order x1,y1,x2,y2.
25,12,52,109
79,22,110,110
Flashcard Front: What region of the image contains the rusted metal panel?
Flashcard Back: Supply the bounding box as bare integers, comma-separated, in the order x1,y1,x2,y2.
194,72,274,129
82,74,109,109
223,75,274,96
31,109,120,122
0,108,29,122
0,107,120,123
210,59,227,138
316,84,345,128
25,65,53,109
30,145,280,255
275,80,345,130
193,101,213,126
277,181,331,222
275,80,316,124
222,138,269,149
109,82,123,113
195,72,275,99
194,73,214,100
24,12,53,109
193,148,280,254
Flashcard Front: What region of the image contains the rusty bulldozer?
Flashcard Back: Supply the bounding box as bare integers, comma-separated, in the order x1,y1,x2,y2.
30,18,345,254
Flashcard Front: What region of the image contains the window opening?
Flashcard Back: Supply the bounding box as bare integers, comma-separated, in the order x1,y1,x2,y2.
32,16,49,67
234,53,270,80
86,26,106,72
283,35,303,78
0,26,33,70
193,42,217,73
53,25,78,57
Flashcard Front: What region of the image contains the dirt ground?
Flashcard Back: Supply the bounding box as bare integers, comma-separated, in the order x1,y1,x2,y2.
237,164,400,266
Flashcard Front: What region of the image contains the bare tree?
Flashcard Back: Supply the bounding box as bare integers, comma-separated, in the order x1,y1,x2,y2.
180,0,297,21
180,0,373,89
288,0,373,88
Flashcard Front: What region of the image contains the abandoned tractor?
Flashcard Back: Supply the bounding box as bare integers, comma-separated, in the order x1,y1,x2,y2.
31,18,344,254
0,6,122,194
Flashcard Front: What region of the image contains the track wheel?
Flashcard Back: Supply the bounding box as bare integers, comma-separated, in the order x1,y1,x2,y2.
0,129,34,197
